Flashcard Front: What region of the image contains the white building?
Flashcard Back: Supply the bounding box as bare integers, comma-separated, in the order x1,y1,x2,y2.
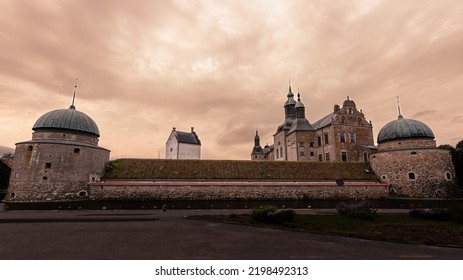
165,127,201,159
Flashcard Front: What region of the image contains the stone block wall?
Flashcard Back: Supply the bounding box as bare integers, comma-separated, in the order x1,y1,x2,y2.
370,147,457,198
6,141,109,202
88,182,388,201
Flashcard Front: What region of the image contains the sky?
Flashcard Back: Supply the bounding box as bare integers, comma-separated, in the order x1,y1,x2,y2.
1,0,463,160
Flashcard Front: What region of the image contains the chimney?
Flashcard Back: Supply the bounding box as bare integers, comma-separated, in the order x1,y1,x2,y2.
172,127,176,131
191,127,195,133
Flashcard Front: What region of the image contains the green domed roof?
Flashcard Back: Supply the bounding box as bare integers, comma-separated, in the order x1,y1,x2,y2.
377,115,434,143
32,106,100,137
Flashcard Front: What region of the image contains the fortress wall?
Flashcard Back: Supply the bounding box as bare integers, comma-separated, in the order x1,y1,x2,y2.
88,182,388,201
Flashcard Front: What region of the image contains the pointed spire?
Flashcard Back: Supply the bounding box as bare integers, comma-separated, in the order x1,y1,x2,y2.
289,78,292,93
70,78,78,110
397,96,403,118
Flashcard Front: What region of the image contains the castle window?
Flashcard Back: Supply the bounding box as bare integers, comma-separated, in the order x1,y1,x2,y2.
78,190,88,197
254,155,257,159
341,151,347,162
44,162,52,169
27,145,33,152
42,176,48,181
318,154,322,161
74,148,81,154
280,147,283,158
10,192,16,199
445,172,452,180
382,175,387,180
363,152,368,161
325,152,330,161
324,134,329,145
349,132,356,143
299,151,305,157
309,142,314,148
340,132,346,143
411,151,417,155
310,151,314,157
299,142,304,148
317,136,322,146
170,148,173,152
408,172,416,180
358,117,362,124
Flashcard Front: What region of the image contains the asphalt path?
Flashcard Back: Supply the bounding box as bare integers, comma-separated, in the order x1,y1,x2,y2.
0,209,461,260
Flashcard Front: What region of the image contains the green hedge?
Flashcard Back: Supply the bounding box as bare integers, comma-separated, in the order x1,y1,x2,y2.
104,159,378,181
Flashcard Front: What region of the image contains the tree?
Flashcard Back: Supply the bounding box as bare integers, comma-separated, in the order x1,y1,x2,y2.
1,153,13,160
456,140,463,151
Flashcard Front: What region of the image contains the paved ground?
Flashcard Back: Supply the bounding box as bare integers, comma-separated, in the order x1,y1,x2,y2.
0,209,461,260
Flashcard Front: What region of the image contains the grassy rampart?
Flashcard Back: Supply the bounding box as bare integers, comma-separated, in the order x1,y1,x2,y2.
104,159,378,181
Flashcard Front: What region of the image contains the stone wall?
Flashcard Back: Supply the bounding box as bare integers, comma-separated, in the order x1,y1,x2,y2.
6,141,109,202
88,182,388,201
370,147,457,198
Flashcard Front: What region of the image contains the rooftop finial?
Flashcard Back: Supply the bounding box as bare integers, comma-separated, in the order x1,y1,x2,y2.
70,78,78,110
297,85,301,101
397,96,403,118
288,78,292,92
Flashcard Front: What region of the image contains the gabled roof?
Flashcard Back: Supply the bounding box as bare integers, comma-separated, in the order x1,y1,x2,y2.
313,112,336,130
288,118,314,134
173,131,201,145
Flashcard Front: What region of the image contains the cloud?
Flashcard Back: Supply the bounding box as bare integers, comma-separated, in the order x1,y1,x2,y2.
1,0,463,159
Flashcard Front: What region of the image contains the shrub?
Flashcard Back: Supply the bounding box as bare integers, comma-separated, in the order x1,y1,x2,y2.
252,205,278,223
251,205,295,224
336,200,377,220
409,205,463,224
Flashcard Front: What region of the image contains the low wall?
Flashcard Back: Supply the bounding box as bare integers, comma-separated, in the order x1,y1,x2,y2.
88,181,388,201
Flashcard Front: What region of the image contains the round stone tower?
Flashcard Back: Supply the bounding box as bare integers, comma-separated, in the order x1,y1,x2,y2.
6,93,110,202
370,113,456,198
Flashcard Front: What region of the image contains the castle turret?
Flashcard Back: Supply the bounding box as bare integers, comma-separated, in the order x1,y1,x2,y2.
6,82,110,202
370,103,456,198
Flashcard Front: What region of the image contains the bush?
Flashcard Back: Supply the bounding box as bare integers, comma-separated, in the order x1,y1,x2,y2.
252,205,295,224
410,205,463,224
336,200,377,220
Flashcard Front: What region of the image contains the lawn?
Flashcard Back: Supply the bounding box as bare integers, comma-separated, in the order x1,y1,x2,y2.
193,213,463,247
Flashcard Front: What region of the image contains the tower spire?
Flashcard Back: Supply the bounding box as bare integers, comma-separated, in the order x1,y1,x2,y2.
397,96,403,118
70,78,78,110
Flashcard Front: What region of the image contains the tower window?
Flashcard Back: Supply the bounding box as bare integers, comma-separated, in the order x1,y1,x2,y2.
445,172,452,180
408,172,416,180
349,132,356,143
299,142,304,148
45,162,52,169
74,148,81,154
324,134,329,145
341,151,347,162
411,151,417,155
309,142,314,148
340,132,346,143
325,152,330,161
27,146,33,152
42,176,48,181
363,152,368,162
310,151,314,157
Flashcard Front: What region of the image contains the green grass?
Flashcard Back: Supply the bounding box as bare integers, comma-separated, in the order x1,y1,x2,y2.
194,213,463,247
104,158,378,181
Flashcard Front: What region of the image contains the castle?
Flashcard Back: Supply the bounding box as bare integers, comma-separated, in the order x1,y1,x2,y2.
251,85,458,197
2,83,459,205
251,84,376,162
